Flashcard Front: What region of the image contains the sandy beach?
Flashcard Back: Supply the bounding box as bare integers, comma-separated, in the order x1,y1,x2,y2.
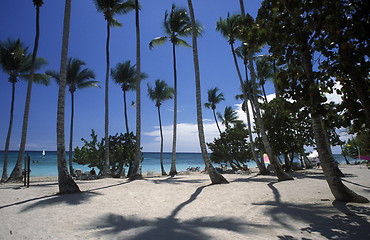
0,165,369,240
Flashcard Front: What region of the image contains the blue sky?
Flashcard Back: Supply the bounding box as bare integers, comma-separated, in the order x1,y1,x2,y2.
0,0,273,153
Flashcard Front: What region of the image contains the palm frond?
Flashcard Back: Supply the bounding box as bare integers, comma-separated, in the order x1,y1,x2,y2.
45,70,60,84
175,38,191,48
149,37,168,50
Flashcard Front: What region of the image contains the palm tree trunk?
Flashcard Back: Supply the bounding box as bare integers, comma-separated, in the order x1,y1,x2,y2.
169,43,178,177
2,83,16,182
158,106,167,175
248,51,293,181
123,89,129,134
212,108,222,134
130,0,143,180
239,0,245,16
187,0,228,184
8,3,41,182
103,21,111,177
56,0,80,194
301,50,367,203
68,91,75,176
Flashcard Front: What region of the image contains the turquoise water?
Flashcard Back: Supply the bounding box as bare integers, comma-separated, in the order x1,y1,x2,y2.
0,151,353,177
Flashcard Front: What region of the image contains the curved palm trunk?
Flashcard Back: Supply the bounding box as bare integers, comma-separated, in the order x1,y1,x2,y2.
57,0,80,194
103,21,111,177
1,83,16,182
301,50,367,203
212,108,222,134
130,0,143,180
157,106,167,175
68,91,75,176
123,89,129,134
188,0,228,184
8,3,41,182
248,51,293,181
230,44,269,174
239,0,245,17
169,43,178,176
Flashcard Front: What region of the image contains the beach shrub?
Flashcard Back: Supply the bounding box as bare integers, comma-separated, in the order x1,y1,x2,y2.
73,130,140,176
207,122,252,169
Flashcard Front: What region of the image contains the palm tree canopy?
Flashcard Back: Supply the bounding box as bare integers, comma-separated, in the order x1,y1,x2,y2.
46,57,99,93
111,60,147,91
93,0,135,26
217,106,240,128
149,4,203,49
147,79,174,107
255,55,273,85
204,87,224,110
0,38,50,85
216,13,242,45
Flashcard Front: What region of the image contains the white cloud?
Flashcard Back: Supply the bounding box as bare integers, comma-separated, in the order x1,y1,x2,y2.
142,121,224,152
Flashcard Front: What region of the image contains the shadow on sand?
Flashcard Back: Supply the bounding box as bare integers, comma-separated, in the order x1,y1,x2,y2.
88,184,261,239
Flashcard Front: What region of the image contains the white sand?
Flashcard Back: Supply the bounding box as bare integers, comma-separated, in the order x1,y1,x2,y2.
0,165,369,240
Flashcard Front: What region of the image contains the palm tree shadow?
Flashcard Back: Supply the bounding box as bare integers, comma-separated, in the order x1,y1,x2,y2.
19,191,102,212
255,182,370,239
89,184,253,239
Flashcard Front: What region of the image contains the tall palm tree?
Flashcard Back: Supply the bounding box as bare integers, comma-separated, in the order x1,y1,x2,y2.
0,39,49,182
149,4,201,177
187,0,228,184
46,58,98,176
56,0,80,194
217,106,240,128
12,0,44,182
204,87,224,134
255,55,274,103
93,0,135,177
0,39,28,182
130,0,142,180
111,60,147,134
147,79,174,176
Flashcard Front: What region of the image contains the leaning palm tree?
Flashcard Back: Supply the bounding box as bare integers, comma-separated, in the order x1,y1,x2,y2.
111,60,147,134
0,39,50,182
217,106,240,129
13,0,45,183
204,87,224,134
149,4,202,177
147,79,174,176
46,57,98,177
187,0,228,184
93,0,135,177
56,0,80,194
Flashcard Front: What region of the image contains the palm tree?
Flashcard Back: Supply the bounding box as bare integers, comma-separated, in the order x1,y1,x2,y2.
93,0,135,177
46,58,98,177
130,0,142,180
56,0,80,194
255,55,274,103
217,106,240,128
147,79,174,176
187,0,228,184
204,87,224,134
0,39,50,182
12,0,44,183
111,60,147,134
149,4,201,177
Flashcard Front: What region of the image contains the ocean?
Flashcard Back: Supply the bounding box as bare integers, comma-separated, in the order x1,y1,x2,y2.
0,151,354,177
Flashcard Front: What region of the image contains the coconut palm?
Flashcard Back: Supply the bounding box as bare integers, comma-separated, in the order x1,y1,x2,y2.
217,106,240,129
149,4,202,177
46,58,98,176
255,55,274,103
130,0,142,180
56,0,80,194
0,39,50,182
187,0,228,184
147,79,174,175
93,0,135,177
111,60,147,134
12,0,44,183
204,87,224,134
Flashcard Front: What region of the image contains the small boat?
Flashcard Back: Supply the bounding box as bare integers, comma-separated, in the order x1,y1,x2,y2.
42,147,46,158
